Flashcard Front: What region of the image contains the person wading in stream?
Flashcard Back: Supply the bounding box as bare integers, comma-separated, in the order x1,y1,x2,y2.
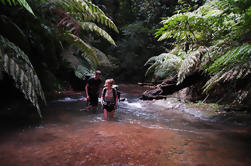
84,70,102,113
101,79,118,120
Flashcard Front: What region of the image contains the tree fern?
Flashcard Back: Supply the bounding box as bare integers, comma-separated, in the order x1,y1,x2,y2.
156,13,208,44
208,44,251,74
53,0,119,33
155,0,242,47
145,53,182,79
0,0,35,15
50,0,118,74
177,46,208,84
0,35,46,118
203,44,251,92
147,0,251,106
203,61,251,93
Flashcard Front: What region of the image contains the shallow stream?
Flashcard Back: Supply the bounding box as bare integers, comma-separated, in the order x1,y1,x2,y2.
0,84,251,166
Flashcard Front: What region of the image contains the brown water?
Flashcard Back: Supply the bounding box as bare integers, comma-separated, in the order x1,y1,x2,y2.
0,84,251,166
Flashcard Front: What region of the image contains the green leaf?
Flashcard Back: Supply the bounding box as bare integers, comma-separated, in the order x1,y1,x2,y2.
80,22,116,46
0,35,46,118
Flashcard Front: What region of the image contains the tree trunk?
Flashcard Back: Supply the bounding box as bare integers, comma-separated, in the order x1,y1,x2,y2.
141,72,204,100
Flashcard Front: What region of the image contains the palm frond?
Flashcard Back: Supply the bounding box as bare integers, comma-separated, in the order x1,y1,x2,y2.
0,35,46,118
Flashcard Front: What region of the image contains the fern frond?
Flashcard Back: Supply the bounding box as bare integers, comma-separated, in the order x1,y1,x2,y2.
177,46,208,84
55,10,116,45
62,32,99,67
80,22,116,46
203,61,251,93
156,12,209,44
155,0,238,46
145,61,159,78
54,0,119,33
0,48,3,80
0,36,46,118
200,44,230,69
0,0,35,15
74,64,94,80
53,0,118,45
55,9,82,35
84,0,119,33
202,71,222,93
54,0,93,15
16,0,34,15
208,44,251,74
145,53,182,79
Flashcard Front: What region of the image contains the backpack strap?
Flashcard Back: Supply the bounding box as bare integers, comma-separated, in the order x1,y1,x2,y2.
102,87,116,103
102,87,107,99
112,88,117,103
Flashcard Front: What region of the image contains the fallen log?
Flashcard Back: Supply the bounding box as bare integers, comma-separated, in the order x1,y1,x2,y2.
141,72,205,100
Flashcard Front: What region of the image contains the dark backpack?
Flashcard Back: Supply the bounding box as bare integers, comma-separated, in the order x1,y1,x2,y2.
102,87,116,103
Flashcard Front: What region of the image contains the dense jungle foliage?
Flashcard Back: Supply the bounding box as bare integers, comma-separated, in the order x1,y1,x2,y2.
93,0,204,82
0,0,118,117
0,0,250,119
145,0,251,108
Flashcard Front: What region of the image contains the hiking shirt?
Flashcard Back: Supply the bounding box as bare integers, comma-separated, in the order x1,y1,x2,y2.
104,88,115,103
87,77,102,95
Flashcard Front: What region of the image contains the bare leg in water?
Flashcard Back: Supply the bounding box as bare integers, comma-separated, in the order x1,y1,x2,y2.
110,110,115,119
104,109,108,120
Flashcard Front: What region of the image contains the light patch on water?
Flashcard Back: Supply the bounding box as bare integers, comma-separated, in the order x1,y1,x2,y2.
92,116,106,122
147,124,165,129
151,98,216,121
181,107,205,119
54,97,86,103
166,127,199,133
152,98,183,109
35,125,45,129
120,100,142,109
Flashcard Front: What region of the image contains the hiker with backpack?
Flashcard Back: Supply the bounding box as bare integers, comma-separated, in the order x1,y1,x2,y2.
84,70,102,113
101,79,118,120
